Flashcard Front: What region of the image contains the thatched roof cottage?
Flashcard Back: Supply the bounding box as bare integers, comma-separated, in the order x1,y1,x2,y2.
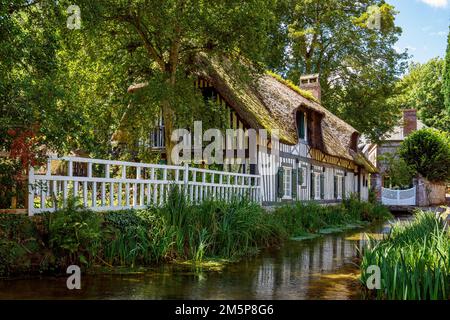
123,54,376,204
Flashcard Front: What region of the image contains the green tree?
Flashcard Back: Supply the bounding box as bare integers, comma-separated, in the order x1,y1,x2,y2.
270,0,407,141
0,1,70,207
390,58,450,132
71,0,277,164
0,1,62,151
377,152,415,189
399,128,450,183
443,27,450,113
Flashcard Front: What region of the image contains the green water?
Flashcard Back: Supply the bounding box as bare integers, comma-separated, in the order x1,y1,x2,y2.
0,217,407,300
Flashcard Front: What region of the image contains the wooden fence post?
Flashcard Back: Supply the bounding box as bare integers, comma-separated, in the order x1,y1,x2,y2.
184,163,189,197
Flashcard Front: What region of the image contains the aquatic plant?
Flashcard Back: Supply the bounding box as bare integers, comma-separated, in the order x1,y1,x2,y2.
1,188,393,275
102,209,176,266
360,211,450,300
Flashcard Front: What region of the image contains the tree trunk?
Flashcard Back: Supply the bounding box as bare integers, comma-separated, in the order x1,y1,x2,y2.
163,104,175,165
162,68,179,165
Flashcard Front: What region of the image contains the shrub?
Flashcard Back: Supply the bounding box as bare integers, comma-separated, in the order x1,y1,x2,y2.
399,128,450,182
377,152,416,188
0,159,26,209
47,199,102,267
0,214,46,276
342,194,392,222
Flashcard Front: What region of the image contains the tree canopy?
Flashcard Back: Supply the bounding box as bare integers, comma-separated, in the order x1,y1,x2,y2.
269,0,408,142
70,0,278,163
399,128,450,183
1,0,410,163
444,28,450,113
0,1,62,152
389,58,450,132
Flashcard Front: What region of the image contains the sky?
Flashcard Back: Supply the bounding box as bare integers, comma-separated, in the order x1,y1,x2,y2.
387,0,450,63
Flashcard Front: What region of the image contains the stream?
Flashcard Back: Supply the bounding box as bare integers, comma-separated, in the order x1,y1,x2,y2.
0,215,410,300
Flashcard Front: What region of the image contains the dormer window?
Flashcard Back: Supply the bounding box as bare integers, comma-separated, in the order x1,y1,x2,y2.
296,111,306,141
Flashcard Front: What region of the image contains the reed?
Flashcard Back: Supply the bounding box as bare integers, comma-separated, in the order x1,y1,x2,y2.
102,209,176,266
272,196,392,236
360,211,450,300
159,187,284,260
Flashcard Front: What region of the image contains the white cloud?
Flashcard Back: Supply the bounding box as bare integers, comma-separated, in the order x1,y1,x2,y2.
430,30,448,36
419,0,448,8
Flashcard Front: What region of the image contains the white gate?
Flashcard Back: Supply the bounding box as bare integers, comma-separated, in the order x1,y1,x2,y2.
28,157,262,216
381,186,416,206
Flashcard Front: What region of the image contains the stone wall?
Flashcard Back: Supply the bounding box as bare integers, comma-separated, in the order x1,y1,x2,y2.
416,176,447,206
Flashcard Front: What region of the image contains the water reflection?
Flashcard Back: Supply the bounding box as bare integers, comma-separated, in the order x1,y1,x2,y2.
0,219,403,300
251,233,366,300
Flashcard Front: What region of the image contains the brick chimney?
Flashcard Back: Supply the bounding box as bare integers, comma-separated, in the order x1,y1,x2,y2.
403,109,417,137
300,74,321,102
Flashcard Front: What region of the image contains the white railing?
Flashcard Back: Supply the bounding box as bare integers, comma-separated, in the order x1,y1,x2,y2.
381,186,416,206
28,157,262,216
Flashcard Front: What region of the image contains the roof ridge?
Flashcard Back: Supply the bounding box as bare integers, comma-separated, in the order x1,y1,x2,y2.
265,71,320,103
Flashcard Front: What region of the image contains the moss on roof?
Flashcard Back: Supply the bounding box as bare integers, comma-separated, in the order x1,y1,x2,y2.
265,71,320,103
194,53,372,166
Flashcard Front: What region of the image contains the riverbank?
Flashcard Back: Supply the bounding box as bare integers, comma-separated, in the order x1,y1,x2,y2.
0,190,392,278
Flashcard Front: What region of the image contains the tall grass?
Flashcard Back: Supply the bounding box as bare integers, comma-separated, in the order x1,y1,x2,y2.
1,188,393,275
99,187,284,266
159,187,283,260
102,210,176,266
360,211,450,300
272,195,392,236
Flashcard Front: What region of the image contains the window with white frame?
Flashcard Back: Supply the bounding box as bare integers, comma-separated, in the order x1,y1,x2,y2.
300,165,307,187
337,176,343,199
283,167,292,199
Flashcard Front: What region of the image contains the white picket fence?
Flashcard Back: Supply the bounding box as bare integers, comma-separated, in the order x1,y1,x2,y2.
28,157,262,216
381,186,416,206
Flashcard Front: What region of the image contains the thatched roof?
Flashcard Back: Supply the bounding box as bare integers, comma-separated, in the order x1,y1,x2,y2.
126,53,376,172
193,54,362,163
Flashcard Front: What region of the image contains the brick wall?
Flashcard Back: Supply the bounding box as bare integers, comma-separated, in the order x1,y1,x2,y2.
403,109,417,137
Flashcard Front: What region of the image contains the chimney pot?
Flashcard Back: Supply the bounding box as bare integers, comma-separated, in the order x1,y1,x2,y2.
299,74,321,102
